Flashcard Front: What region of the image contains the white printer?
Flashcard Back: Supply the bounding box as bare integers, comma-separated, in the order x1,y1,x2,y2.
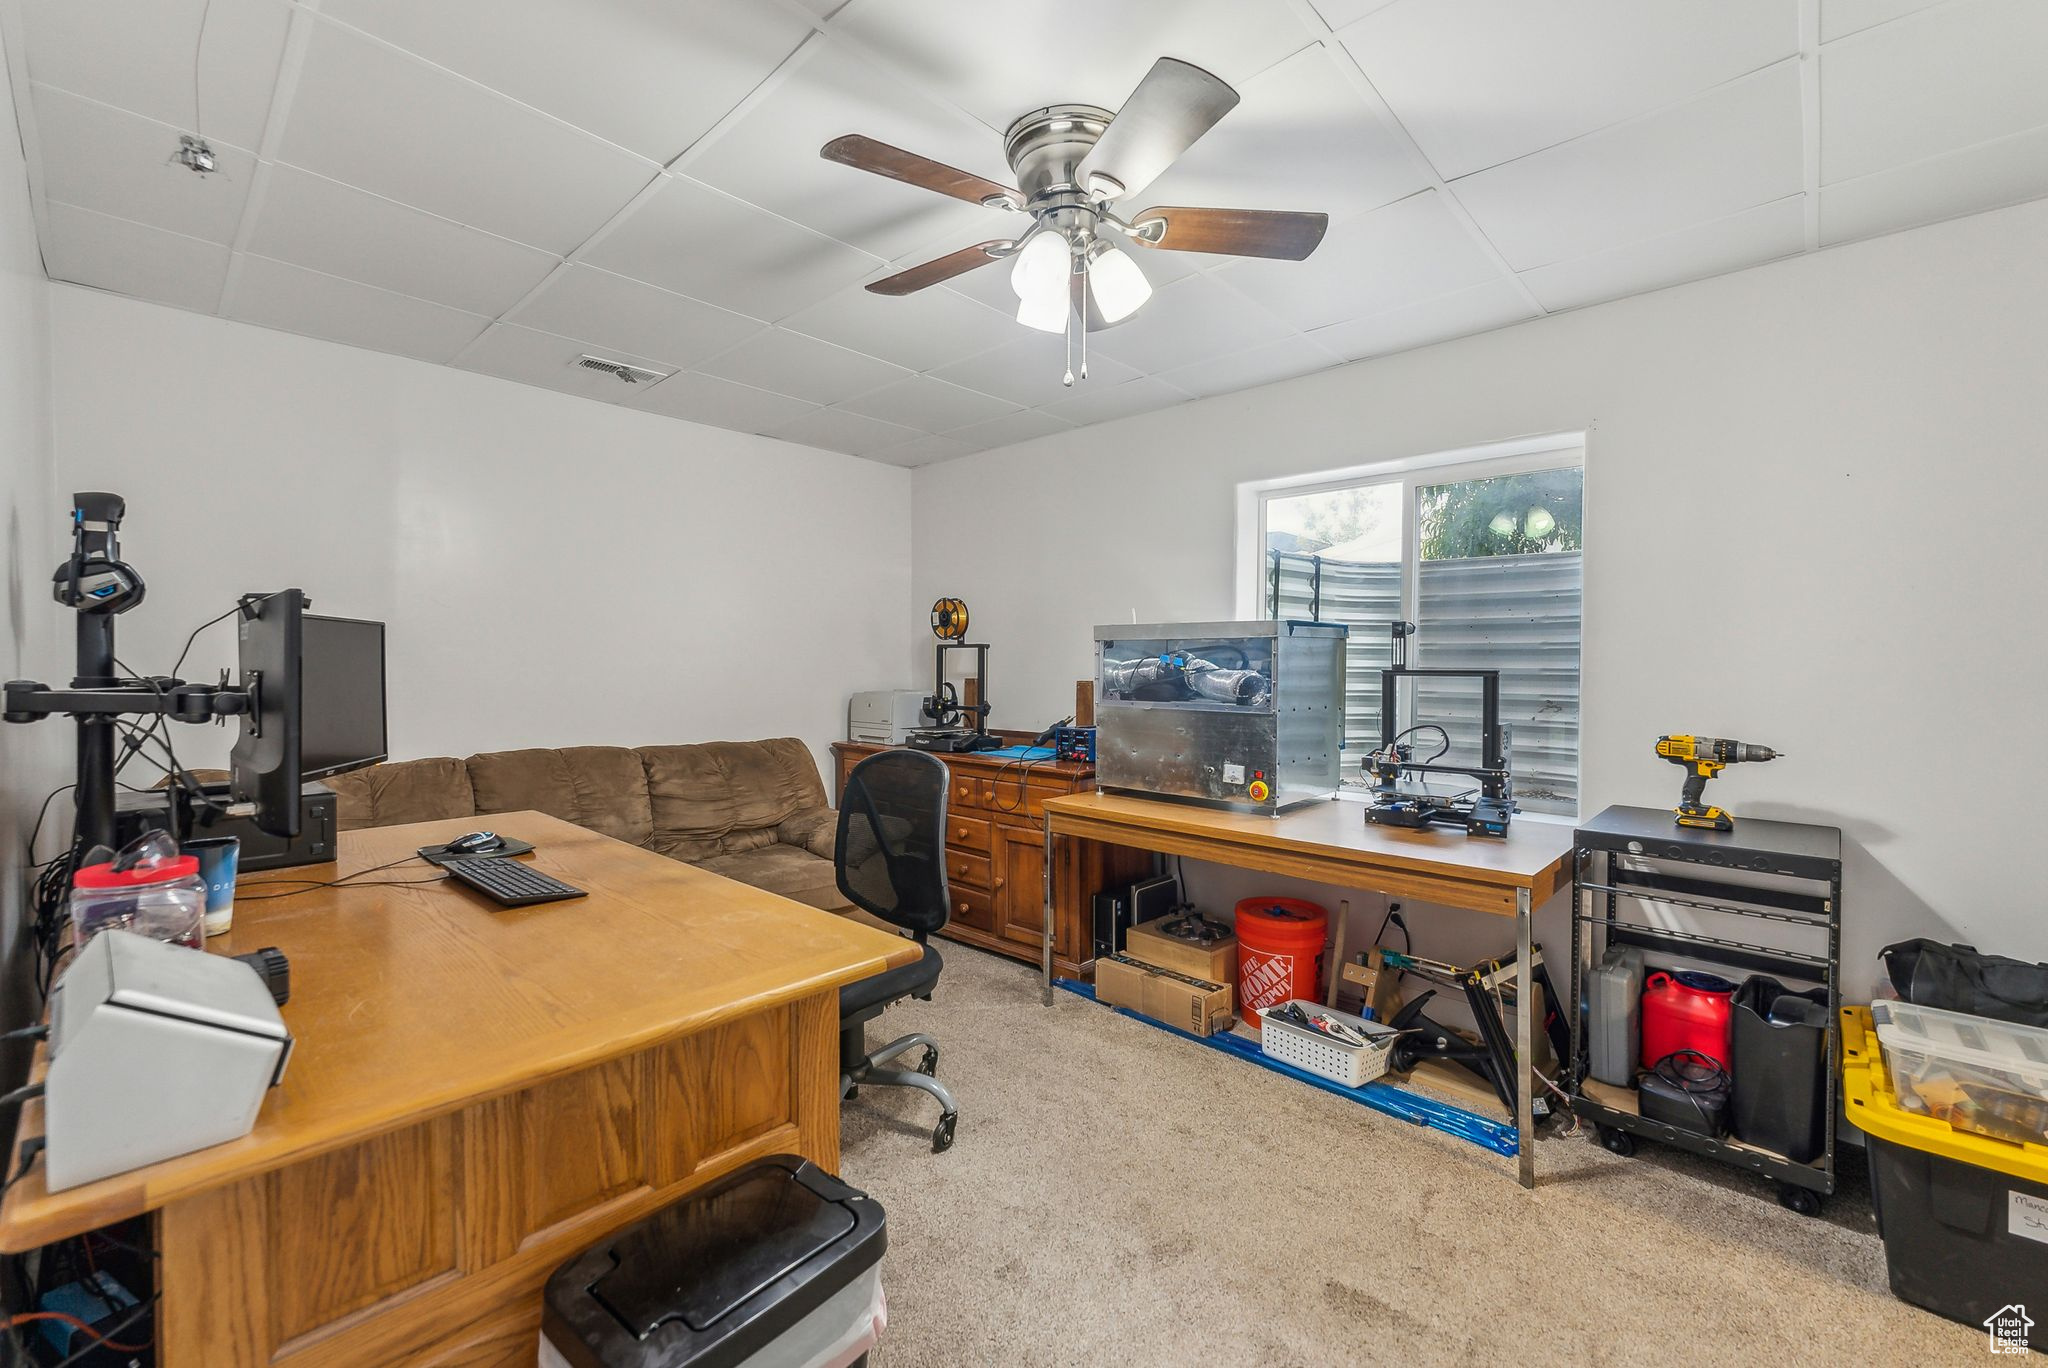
45,929,293,1191
847,690,927,746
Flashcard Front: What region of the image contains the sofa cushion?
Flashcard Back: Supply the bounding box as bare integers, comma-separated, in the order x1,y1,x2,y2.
327,757,475,832
696,844,849,912
464,746,653,846
639,738,829,859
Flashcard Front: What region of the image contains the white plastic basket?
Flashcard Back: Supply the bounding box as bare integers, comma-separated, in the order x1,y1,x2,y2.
1259,999,1397,1088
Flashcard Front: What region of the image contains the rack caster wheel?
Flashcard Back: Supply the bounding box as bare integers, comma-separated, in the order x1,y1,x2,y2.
917,1045,939,1077
1778,1184,1822,1217
1597,1124,1636,1158
931,1112,957,1153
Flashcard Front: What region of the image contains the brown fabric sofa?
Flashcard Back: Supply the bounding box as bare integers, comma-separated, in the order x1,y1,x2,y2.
324,737,850,911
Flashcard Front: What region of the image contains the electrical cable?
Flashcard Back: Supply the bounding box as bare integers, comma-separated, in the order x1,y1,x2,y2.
43,1294,158,1367
0,1310,148,1355
190,0,211,136
232,853,446,902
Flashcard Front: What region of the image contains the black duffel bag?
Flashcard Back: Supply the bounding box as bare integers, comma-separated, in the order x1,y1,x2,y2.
1880,939,2048,1028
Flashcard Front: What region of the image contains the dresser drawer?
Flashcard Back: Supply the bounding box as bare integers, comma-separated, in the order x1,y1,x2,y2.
949,776,991,812
945,814,992,853
946,849,992,891
946,884,994,933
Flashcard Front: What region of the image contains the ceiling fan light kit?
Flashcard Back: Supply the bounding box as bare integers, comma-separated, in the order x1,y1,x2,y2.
821,57,1329,386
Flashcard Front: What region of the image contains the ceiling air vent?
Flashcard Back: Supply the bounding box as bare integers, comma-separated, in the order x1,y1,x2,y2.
575,354,669,386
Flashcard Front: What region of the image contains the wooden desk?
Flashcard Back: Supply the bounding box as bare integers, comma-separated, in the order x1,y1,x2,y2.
0,812,919,1367
1039,792,1573,1188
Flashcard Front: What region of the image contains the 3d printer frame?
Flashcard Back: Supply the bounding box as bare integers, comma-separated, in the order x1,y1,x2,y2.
1363,621,1515,836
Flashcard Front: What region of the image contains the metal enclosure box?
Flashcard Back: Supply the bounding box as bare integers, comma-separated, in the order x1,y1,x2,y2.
847,690,927,745
1094,620,1347,815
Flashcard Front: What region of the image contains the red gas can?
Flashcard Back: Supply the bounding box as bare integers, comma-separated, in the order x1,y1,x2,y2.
1640,970,1737,1072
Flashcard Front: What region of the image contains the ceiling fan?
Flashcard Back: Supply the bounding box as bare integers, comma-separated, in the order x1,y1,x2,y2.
821,56,1328,386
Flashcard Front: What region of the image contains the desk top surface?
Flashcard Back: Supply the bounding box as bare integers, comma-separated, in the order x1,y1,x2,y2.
0,811,917,1250
1043,792,1575,890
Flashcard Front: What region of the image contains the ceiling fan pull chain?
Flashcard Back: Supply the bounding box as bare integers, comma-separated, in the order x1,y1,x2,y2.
1063,259,1079,387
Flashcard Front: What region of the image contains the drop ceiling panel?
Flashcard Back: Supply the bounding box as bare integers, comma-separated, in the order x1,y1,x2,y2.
507,264,761,368
696,327,909,405
1820,0,2048,185
19,0,289,151
830,0,1320,133
1215,189,1503,331
32,87,254,244
580,175,879,320
1305,0,1402,30
456,322,673,404
1819,0,1947,42
927,331,1143,408
1306,277,1539,362
767,405,924,457
780,273,1014,372
1518,194,1807,312
627,370,819,432
1086,273,1296,372
247,165,559,316
226,255,492,362
316,0,813,164
1820,122,2048,244
1036,375,1191,426
41,202,230,314
277,22,656,253
838,374,1020,430
1159,333,1340,398
683,40,1019,261
1341,0,1798,180
944,407,1075,448
1451,63,1805,270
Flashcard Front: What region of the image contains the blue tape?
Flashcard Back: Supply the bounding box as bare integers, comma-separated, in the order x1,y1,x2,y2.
1054,977,1518,1157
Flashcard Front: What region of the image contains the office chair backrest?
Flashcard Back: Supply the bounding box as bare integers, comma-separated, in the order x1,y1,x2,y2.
835,750,950,939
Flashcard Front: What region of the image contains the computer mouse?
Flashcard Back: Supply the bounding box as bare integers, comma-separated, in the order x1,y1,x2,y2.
446,831,505,855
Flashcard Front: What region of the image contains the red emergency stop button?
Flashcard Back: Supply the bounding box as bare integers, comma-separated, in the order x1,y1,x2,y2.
1248,779,1271,802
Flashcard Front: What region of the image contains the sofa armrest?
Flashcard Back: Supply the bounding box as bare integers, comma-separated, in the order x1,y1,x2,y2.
776,806,838,861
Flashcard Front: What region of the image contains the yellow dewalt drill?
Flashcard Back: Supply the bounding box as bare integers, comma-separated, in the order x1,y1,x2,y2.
1655,735,1780,831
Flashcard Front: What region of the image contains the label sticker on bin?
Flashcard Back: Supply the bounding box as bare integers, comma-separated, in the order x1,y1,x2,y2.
2014,1191,2048,1246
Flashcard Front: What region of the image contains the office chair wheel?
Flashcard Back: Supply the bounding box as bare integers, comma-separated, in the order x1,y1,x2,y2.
1597,1124,1635,1158
931,1111,957,1153
916,1045,939,1077
1777,1184,1822,1217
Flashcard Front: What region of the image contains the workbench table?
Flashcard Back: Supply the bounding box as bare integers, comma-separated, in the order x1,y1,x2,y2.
1040,792,1574,1187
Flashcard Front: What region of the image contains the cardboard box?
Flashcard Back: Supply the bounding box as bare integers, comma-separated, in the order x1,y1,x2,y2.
1339,947,1404,1023
1095,955,1234,1037
1125,918,1238,988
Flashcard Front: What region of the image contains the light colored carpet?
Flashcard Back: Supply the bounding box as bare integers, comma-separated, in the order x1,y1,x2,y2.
839,943,1984,1367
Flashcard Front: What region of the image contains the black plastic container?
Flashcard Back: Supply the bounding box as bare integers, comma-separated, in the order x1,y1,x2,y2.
1730,976,1829,1162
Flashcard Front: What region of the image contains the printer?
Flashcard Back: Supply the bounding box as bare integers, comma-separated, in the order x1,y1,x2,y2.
847,690,927,746
45,930,293,1191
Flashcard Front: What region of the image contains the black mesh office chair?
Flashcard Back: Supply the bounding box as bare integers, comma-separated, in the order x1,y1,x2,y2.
835,749,959,1153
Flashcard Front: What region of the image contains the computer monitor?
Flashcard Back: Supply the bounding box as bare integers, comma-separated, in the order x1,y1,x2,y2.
229,589,304,838
301,614,387,779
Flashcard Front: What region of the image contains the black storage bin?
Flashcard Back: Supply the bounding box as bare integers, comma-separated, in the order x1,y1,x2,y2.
542,1155,886,1368
1730,976,1828,1162
1869,1134,2048,1351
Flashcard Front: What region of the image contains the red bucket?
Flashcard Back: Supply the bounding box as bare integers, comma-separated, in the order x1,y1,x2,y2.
1235,897,1328,1027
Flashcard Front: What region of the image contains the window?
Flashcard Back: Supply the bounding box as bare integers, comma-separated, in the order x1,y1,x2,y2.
1250,438,1584,816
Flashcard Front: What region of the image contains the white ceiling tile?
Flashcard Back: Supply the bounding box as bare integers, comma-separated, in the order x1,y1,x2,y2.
1158,333,1340,398
20,0,289,150
627,370,819,432
507,264,761,368
582,175,879,320
1085,273,1295,372
1820,0,2048,185
247,164,559,316
696,327,909,405
1820,123,2048,244
41,202,230,313
838,374,1020,430
1036,375,1191,427
1305,0,1402,30
767,405,925,457
927,331,1143,408
684,40,1020,260
781,272,1014,372
1819,0,1946,42
1134,44,1425,221
1520,195,1807,311
32,87,254,244
1450,63,1805,270
831,0,1320,133
318,0,811,164
225,254,492,362
277,22,655,253
1341,0,1798,180
1306,277,1538,361
1215,189,1502,330
868,433,975,467
943,407,1076,447
455,323,673,404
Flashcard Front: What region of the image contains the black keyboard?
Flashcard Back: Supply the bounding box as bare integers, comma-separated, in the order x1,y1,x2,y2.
444,856,587,908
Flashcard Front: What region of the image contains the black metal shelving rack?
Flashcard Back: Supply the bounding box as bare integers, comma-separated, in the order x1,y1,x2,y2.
1568,805,1843,1215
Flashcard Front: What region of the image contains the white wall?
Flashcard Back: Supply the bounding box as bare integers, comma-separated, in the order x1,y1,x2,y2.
47,287,915,781
914,198,2048,997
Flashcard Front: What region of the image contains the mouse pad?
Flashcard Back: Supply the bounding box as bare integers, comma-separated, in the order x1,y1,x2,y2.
419,837,536,867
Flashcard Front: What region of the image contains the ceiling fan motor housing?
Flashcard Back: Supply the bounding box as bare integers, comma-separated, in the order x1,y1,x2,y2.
1003,104,1115,208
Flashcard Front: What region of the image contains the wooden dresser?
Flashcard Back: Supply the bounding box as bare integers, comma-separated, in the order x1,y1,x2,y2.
832,741,1149,979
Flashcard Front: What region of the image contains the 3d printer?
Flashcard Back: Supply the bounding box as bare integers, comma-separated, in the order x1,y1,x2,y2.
908,597,1001,753
1362,621,1517,837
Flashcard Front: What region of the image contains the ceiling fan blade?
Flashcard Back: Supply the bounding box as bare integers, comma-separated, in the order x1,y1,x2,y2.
866,241,1013,296
821,134,1020,207
1129,207,1329,261
1076,58,1240,203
